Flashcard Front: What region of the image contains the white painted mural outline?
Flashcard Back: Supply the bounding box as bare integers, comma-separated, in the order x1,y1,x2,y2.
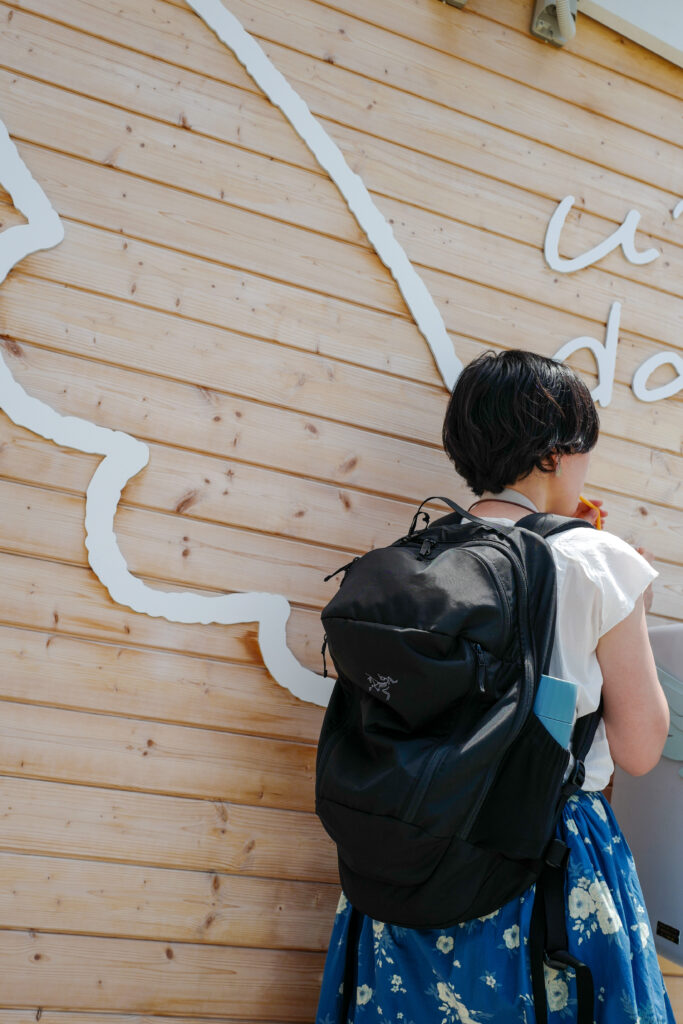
0,119,64,272
0,2,679,707
0,130,335,707
184,0,461,391
0,1,465,708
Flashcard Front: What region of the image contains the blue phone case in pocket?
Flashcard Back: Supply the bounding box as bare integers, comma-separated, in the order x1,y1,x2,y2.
534,673,578,748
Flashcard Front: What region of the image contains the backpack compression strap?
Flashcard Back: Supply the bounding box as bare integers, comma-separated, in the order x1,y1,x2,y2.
529,697,604,1024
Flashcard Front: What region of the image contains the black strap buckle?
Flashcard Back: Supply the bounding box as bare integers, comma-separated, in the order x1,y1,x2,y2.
562,757,585,796
544,838,569,869
544,949,595,1023
544,950,570,971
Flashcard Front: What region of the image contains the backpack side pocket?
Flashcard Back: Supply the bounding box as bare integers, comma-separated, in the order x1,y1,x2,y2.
464,709,571,860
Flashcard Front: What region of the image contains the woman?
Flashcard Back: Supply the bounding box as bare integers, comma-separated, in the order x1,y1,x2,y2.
315,348,675,1023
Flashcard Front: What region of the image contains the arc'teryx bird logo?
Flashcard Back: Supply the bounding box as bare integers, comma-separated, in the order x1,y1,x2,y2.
366,672,398,702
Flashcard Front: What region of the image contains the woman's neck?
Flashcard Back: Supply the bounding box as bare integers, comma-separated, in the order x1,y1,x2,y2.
468,501,530,522
468,487,541,522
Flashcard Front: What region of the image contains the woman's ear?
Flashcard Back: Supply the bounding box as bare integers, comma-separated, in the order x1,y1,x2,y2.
540,451,560,474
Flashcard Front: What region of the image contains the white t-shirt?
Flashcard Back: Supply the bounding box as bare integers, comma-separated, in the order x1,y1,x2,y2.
478,516,659,791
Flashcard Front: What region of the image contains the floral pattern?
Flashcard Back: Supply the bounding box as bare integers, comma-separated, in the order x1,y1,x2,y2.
316,790,676,1023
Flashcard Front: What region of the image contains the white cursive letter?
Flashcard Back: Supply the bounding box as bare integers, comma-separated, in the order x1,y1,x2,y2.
545,196,659,273
552,301,621,407
632,351,683,403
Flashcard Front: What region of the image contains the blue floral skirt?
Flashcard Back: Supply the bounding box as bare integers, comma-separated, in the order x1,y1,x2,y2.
316,790,676,1023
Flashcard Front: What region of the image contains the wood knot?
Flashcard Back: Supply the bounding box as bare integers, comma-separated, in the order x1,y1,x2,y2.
175,490,198,514
0,334,24,358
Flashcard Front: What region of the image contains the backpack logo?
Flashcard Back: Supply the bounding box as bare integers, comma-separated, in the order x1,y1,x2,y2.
366,672,398,701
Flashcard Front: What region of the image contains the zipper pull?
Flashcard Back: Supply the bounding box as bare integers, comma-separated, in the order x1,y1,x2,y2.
323,556,359,582
473,642,487,697
418,537,436,559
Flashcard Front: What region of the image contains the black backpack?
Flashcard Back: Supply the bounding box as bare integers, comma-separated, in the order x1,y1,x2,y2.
316,496,603,1024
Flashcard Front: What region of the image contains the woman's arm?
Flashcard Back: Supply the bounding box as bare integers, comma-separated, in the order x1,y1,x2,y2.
596,591,670,776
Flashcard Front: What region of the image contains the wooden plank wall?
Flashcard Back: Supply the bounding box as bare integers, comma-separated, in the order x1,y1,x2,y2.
0,0,680,1018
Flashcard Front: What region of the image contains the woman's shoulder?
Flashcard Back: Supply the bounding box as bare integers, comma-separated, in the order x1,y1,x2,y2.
546,523,657,579
546,523,634,552
546,524,658,637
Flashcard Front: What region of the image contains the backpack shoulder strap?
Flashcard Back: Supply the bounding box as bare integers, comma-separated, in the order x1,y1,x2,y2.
530,850,595,1024
529,696,603,1024
520,511,602,1024
572,696,604,766
515,510,597,541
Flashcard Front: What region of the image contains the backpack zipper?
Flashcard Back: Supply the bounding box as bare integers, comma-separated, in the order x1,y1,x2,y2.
472,641,487,698
323,556,360,583
404,741,450,823
418,536,437,560
459,540,536,839
462,546,512,637
404,537,514,635
404,638,487,823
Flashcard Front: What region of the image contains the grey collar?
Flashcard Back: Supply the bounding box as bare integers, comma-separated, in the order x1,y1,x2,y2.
470,487,540,514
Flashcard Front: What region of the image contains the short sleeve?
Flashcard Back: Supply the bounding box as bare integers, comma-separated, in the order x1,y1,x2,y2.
551,528,659,640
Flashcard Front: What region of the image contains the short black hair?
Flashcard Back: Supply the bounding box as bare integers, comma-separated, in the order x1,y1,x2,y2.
442,348,600,496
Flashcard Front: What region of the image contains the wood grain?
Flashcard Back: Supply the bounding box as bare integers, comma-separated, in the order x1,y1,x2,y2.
0,850,338,950
0,775,339,882
0,0,679,1017
0,930,325,1019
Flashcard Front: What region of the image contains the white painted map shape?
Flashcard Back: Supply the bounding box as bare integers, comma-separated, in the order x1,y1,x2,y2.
0,1,462,707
